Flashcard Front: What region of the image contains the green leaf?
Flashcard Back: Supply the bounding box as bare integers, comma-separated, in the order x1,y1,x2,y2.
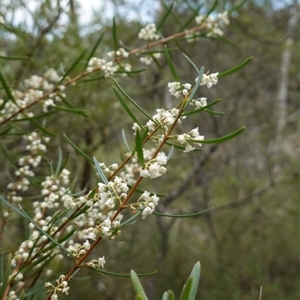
54,105,89,117
194,126,246,144
0,70,16,104
183,67,204,110
120,211,142,227
162,290,176,300
112,17,118,51
0,254,12,299
122,129,131,152
112,87,142,127
179,277,193,300
164,46,179,82
167,145,174,161
111,77,155,123
55,147,63,175
182,99,221,116
156,1,174,31
93,268,157,278
153,207,214,218
207,0,219,17
135,129,145,167
85,31,105,69
63,134,93,163
182,53,200,73
164,142,203,152
204,109,225,115
59,48,88,84
0,55,28,60
28,118,56,137
18,205,72,256
218,57,253,78
179,3,203,31
187,262,201,300
131,270,149,300
229,0,247,14
93,156,109,184
41,227,77,254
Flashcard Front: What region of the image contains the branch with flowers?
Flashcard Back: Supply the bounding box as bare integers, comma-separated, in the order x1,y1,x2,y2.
0,2,252,300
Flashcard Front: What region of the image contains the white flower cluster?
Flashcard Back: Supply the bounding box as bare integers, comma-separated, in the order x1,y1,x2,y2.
191,97,207,108
140,151,168,179
140,53,161,65
85,256,106,269
197,72,219,88
138,23,160,41
195,11,230,37
136,191,159,219
177,127,205,152
67,240,91,258
45,275,70,300
7,132,49,199
83,218,121,240
0,69,64,122
107,47,129,58
86,57,119,77
168,81,192,98
145,107,182,133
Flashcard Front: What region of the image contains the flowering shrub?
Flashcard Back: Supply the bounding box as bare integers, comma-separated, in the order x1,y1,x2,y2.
0,2,252,300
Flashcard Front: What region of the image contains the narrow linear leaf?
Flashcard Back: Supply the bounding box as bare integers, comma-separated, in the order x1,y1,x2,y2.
165,142,203,152
0,55,28,60
112,17,118,51
0,70,16,104
179,277,193,300
93,268,157,278
12,110,57,121
183,66,204,110
204,109,225,115
156,1,174,31
179,3,203,31
194,126,246,144
28,118,56,137
112,87,142,127
135,129,145,167
164,46,179,82
93,156,109,184
161,1,183,27
63,135,93,163
122,129,131,152
54,106,89,117
120,211,142,227
167,145,174,161
85,31,105,69
182,53,199,73
207,0,219,17
182,99,221,116
59,48,88,84
18,205,72,256
0,253,12,299
188,262,201,300
162,290,176,300
229,0,248,14
153,207,214,218
131,270,149,300
111,78,155,123
218,57,253,78
41,228,77,254
133,187,166,197
55,147,63,176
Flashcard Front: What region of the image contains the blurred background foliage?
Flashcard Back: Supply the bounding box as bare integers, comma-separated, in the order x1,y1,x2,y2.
0,0,299,299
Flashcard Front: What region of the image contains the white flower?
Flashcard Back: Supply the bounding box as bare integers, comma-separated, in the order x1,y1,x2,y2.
98,256,106,268
138,23,160,40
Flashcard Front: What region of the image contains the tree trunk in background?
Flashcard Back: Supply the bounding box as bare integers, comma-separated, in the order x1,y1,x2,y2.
276,3,299,136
